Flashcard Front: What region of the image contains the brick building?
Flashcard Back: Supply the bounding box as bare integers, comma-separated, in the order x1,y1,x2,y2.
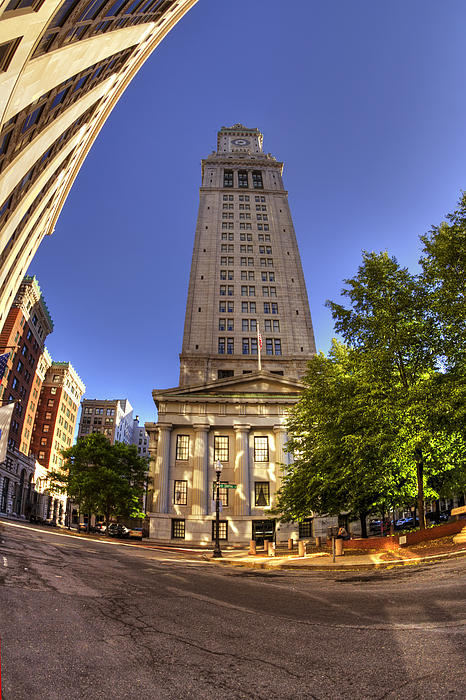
0,276,53,454
0,276,53,518
77,398,133,445
30,361,85,524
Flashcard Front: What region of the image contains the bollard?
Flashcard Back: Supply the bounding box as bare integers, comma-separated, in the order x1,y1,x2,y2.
298,540,306,557
288,538,294,550
315,536,321,547
335,538,344,556
249,540,256,555
267,540,275,557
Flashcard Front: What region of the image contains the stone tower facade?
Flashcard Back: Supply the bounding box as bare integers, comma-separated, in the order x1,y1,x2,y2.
0,0,198,331
145,126,317,546
180,124,316,386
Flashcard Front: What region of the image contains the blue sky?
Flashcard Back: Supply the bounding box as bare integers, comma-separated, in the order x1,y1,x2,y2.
28,0,466,426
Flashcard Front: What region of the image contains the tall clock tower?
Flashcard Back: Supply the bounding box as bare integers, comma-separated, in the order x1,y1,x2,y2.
179,124,316,386
145,125,320,546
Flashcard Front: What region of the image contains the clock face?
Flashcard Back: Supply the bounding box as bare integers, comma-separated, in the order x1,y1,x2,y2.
231,138,250,146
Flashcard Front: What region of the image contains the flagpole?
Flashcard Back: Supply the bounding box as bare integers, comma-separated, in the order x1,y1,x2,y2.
257,326,262,372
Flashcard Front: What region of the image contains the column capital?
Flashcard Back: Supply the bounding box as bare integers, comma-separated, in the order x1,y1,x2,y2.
273,424,287,434
156,423,173,433
233,423,251,433
193,423,210,432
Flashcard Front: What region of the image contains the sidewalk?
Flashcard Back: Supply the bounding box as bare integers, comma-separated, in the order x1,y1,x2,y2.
2,517,465,570
206,542,466,571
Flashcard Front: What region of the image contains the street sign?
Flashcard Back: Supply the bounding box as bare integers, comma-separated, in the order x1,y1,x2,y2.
212,482,237,489
451,505,466,516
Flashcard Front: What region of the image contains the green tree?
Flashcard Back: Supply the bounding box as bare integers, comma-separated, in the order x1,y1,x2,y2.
276,341,403,536
49,433,148,529
278,200,465,534
326,251,440,529
418,194,466,511
420,191,466,370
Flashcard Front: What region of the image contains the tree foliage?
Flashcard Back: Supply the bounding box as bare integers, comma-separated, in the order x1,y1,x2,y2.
279,195,466,532
419,191,466,370
49,433,148,527
276,342,403,535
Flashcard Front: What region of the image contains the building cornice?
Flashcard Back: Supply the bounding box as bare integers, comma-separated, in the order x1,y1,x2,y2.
202,156,283,169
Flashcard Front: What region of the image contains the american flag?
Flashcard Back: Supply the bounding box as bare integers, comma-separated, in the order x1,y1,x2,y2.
258,331,262,350
0,352,9,382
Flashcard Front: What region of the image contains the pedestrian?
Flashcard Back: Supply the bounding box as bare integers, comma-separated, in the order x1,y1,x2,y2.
337,526,349,540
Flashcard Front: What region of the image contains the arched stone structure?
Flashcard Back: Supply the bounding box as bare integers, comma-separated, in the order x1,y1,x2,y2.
0,0,198,327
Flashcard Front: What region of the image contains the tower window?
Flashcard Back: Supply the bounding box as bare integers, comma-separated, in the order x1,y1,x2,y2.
0,37,21,72
252,171,263,189
238,171,248,188
227,338,234,354
224,170,233,187
254,481,270,507
174,480,187,504
254,438,269,463
172,519,185,539
212,520,228,541
214,436,229,462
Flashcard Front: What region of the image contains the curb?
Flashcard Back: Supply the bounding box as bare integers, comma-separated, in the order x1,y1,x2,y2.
207,548,466,571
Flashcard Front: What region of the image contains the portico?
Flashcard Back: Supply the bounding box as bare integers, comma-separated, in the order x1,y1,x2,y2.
145,371,302,545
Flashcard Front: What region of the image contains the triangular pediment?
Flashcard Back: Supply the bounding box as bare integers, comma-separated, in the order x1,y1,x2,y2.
153,371,304,401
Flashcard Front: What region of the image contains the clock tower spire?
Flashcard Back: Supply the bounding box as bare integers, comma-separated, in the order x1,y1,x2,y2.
217,124,263,154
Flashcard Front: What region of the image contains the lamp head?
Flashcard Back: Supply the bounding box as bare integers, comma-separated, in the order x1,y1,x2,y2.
215,459,223,474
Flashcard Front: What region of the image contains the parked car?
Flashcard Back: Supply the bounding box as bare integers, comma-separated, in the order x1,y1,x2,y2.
395,517,419,530
107,523,130,538
369,519,391,534
93,523,107,534
128,527,143,540
78,523,89,532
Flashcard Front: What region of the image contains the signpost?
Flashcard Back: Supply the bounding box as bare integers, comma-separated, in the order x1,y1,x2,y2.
212,482,237,493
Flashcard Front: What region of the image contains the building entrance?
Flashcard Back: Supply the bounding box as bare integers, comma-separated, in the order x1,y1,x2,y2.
252,519,275,547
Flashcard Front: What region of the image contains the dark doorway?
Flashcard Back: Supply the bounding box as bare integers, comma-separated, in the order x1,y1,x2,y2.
252,519,275,547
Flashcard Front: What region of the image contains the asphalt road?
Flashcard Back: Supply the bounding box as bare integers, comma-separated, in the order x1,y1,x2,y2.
0,520,465,700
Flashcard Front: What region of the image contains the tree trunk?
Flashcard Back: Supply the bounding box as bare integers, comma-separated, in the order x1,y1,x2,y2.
360,511,368,538
415,447,426,530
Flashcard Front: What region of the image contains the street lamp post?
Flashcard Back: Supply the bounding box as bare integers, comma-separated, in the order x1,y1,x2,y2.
213,459,223,558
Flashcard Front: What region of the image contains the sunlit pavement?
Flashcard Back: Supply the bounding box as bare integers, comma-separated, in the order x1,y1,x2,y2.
2,517,465,571
1,518,465,699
